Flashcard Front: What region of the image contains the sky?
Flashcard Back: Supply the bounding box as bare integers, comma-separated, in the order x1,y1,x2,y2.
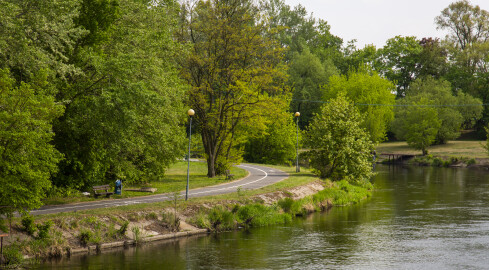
283,0,489,48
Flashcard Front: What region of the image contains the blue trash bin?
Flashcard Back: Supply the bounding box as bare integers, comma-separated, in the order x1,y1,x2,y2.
115,179,122,195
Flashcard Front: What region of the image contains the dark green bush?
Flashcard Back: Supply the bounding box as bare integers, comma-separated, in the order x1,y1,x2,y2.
79,230,93,246
21,215,37,236
118,221,129,236
37,220,52,239
432,157,444,167
467,158,477,165
208,207,235,231
2,244,23,266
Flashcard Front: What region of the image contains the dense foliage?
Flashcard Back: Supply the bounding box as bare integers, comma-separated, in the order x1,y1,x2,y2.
1,0,489,214
323,67,396,143
304,97,374,181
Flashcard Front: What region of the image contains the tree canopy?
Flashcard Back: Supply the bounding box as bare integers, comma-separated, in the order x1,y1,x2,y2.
323,67,395,143
178,0,289,177
0,69,63,215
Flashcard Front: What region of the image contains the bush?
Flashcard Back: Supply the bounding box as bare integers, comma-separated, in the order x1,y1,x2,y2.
277,197,294,213
161,211,180,232
189,212,211,229
208,207,235,231
432,157,444,167
2,244,23,266
467,158,477,165
79,230,93,246
21,215,37,236
235,204,292,227
37,220,52,240
145,212,158,220
118,221,129,236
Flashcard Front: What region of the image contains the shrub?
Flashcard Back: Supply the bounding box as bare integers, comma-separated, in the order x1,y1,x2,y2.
161,212,180,232
118,221,129,236
131,226,143,244
79,230,93,246
467,158,477,165
21,215,37,236
189,212,211,229
3,244,23,266
145,212,158,220
236,204,292,227
37,220,53,240
432,157,444,167
208,207,235,231
278,197,294,213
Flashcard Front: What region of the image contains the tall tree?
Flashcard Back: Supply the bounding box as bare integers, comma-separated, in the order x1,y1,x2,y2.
0,69,64,215
436,0,489,50
289,48,337,129
323,67,396,143
376,36,422,97
178,0,288,177
436,1,489,135
53,0,186,188
0,0,85,83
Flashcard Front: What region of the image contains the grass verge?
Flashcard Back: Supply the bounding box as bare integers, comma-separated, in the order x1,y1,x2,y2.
43,161,248,205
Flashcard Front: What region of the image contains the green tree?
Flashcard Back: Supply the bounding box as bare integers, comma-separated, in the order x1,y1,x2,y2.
391,102,441,155
0,69,64,215
323,67,395,143
178,0,288,177
243,111,296,165
289,48,337,129
376,36,423,97
0,0,86,82
391,77,482,148
436,0,489,135
304,96,374,181
435,0,489,50
53,0,186,188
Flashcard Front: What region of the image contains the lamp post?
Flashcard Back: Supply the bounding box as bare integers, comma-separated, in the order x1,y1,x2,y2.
186,109,195,201
294,112,300,173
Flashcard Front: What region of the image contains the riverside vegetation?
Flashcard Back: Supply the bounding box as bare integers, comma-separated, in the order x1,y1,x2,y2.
0,164,372,267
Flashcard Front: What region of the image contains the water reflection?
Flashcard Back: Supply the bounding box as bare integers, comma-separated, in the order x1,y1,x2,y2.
40,165,489,269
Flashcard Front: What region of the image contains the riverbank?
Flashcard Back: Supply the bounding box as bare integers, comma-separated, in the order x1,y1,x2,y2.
0,166,372,267
376,140,489,168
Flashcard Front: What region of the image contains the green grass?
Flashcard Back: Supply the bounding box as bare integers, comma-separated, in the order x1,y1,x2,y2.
38,164,318,219
43,161,248,205
376,140,488,158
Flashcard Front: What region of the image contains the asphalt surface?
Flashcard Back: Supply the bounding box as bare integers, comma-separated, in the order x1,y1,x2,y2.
30,164,288,216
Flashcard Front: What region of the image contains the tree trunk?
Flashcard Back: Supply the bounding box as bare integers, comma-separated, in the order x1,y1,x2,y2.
201,128,217,178
206,154,216,178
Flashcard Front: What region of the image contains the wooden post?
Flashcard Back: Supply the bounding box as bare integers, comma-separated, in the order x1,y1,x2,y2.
0,233,8,265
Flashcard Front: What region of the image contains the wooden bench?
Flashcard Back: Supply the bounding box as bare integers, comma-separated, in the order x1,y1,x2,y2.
225,170,235,180
92,185,114,198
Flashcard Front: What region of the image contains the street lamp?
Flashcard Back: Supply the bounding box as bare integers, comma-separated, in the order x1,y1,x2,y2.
294,112,300,173
186,109,195,201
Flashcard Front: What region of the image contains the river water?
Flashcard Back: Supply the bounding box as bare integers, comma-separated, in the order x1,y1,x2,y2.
40,165,489,269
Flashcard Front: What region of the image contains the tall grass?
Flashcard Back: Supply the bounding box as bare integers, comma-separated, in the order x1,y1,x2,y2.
189,179,372,232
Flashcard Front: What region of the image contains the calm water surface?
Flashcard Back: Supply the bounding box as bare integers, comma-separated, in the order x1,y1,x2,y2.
40,165,489,269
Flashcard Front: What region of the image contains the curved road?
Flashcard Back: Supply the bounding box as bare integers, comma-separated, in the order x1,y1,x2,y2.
30,164,288,216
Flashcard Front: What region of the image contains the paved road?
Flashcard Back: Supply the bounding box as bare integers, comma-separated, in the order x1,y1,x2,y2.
30,164,288,216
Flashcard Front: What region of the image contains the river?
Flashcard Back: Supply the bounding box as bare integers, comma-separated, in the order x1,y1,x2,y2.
39,165,489,269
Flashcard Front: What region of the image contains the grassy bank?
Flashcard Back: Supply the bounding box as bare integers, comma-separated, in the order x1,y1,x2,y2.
376,140,489,167
376,140,487,158
1,165,372,267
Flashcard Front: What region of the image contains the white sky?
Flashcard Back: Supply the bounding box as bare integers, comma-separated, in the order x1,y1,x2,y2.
283,0,489,48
